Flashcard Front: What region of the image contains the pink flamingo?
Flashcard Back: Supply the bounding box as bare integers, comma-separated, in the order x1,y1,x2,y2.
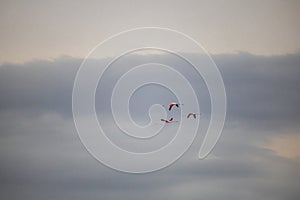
187,112,201,119
160,118,178,123
168,102,183,111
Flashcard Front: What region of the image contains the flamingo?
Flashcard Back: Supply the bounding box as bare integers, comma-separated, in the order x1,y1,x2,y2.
160,118,178,123
187,112,201,119
168,102,183,111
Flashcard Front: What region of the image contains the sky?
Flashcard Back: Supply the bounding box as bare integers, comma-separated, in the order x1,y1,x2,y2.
1,0,300,200
1,0,300,63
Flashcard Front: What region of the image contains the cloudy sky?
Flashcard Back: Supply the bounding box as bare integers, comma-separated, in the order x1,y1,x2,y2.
1,0,300,199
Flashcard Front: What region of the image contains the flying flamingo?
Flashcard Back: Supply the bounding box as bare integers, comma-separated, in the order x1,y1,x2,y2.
187,112,201,119
167,102,183,111
160,118,178,123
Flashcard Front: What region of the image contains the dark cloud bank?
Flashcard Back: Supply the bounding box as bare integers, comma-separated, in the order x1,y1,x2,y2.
0,53,299,200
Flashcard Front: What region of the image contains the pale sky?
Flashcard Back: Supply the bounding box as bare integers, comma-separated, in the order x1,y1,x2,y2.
1,1,300,199
1,0,300,63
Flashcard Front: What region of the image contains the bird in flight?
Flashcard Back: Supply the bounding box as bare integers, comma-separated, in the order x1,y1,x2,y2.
168,102,183,111
187,112,201,119
160,117,178,123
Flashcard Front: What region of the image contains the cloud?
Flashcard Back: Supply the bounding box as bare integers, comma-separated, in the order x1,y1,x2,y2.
213,52,300,129
0,53,300,199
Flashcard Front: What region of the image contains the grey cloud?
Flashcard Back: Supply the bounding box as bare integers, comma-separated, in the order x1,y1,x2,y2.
1,53,299,127
213,52,300,126
0,53,300,199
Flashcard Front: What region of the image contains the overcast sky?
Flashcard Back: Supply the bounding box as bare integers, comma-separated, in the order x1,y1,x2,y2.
1,0,300,63
1,1,300,200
